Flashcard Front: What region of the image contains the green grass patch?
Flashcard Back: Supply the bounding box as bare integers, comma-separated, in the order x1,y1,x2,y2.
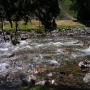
0,20,86,33
0,20,42,31
56,20,85,30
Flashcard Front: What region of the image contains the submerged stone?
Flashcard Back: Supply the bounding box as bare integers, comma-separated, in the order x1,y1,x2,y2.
83,73,90,83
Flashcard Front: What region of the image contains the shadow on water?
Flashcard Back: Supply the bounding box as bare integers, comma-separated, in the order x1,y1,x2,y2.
0,84,89,90
19,85,90,90
0,87,18,90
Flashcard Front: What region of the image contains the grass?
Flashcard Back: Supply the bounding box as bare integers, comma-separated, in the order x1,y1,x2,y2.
2,20,42,31
0,20,85,32
56,20,85,29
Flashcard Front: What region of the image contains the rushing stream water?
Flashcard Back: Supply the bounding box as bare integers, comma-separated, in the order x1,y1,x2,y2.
0,31,90,86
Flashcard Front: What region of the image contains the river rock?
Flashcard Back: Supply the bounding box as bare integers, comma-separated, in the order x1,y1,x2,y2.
0,63,10,74
83,73,90,83
48,60,60,66
36,80,45,85
85,28,90,34
47,73,53,77
20,34,28,40
78,61,90,68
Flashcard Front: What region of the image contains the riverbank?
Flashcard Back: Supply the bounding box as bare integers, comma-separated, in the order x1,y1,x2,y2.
0,20,85,31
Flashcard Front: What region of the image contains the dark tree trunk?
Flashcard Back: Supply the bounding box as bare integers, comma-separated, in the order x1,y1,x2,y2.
11,20,19,45
9,20,13,28
15,20,18,32
15,20,18,39
1,18,6,42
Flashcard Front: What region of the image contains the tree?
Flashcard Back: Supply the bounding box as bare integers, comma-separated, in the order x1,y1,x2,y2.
0,0,60,32
72,0,90,26
0,0,14,28
32,0,60,31
0,5,6,41
0,0,22,44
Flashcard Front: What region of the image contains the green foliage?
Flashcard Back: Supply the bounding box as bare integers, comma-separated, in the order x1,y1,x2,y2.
33,0,60,30
72,0,90,26
0,0,60,30
58,0,76,19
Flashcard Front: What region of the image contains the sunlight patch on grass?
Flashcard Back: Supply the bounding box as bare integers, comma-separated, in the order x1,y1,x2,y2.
56,20,85,29
0,20,85,31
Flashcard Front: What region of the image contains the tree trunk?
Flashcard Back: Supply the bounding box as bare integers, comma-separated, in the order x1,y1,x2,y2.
11,20,19,45
15,20,18,33
15,20,18,40
9,20,13,28
1,18,6,42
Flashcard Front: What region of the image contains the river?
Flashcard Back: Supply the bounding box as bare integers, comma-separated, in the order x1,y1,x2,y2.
0,30,90,87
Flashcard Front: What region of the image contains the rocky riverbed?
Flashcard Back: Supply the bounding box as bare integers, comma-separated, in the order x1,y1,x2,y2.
0,28,90,88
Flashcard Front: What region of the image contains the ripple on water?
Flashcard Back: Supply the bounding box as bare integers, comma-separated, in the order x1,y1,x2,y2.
80,47,90,55
63,40,83,46
0,63,10,74
0,36,88,73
